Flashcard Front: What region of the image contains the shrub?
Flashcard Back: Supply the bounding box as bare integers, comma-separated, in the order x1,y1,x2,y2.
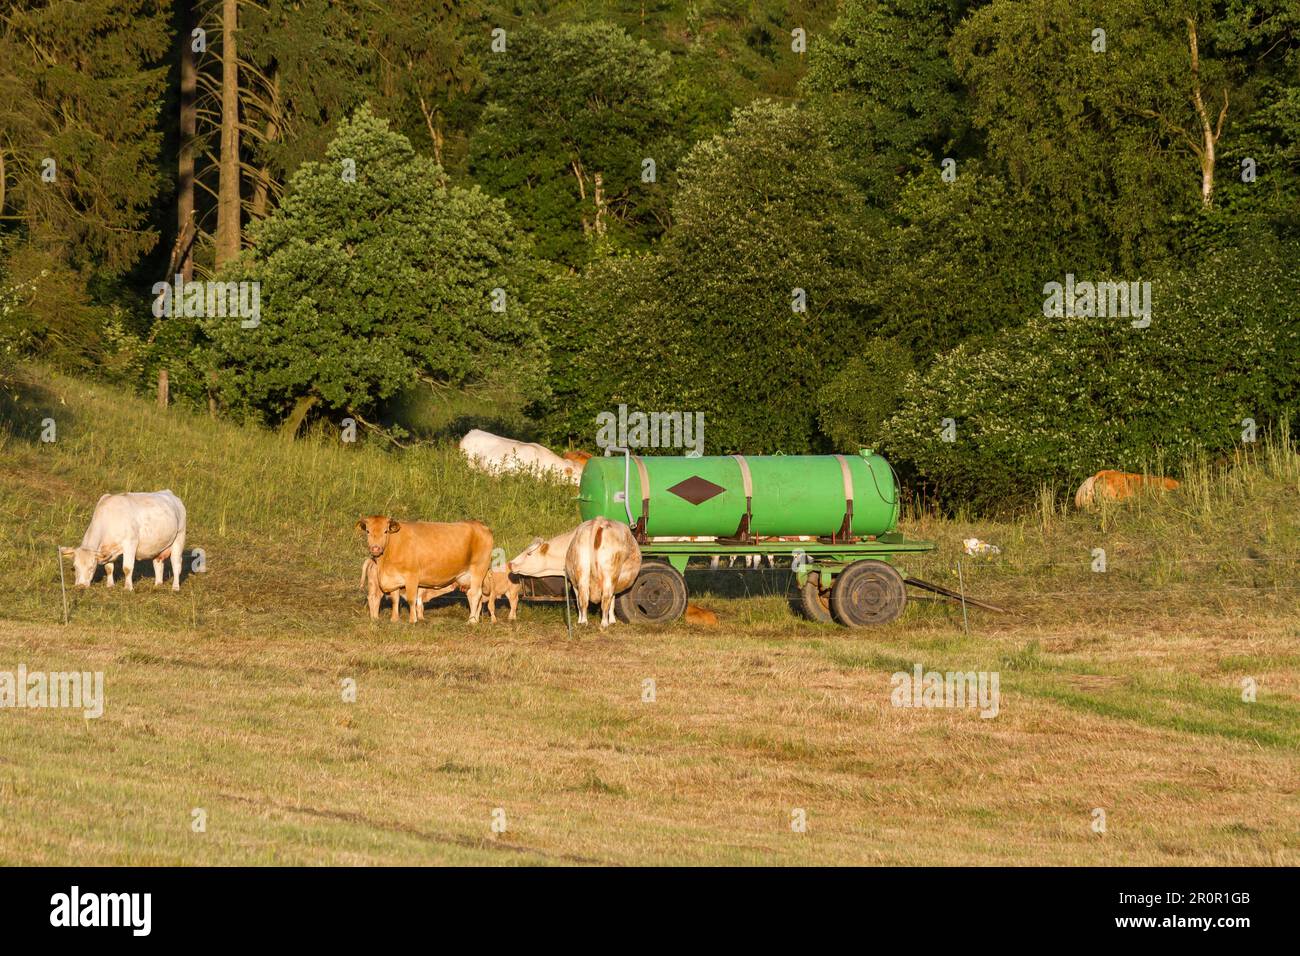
817,340,912,452
880,242,1300,507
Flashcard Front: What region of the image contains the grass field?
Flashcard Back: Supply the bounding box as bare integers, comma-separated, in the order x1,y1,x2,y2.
1,366,1297,865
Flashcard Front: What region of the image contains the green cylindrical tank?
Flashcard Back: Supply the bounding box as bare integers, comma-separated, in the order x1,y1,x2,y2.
577,450,899,539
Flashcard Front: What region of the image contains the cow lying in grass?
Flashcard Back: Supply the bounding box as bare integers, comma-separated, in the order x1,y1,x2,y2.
459,429,584,485
1074,470,1180,509
356,516,494,623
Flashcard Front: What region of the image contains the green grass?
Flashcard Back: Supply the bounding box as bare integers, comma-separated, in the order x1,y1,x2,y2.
1,365,1297,865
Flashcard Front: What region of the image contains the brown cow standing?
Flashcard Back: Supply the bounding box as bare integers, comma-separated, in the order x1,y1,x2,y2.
356,516,494,623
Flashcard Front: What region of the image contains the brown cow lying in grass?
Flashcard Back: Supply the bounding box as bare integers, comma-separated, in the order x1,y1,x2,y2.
356,516,494,623
1074,470,1180,509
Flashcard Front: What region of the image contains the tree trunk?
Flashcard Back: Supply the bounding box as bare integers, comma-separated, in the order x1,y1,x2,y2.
215,0,241,267
157,369,169,408
251,69,279,219
1187,17,1227,209
178,2,196,281
280,394,319,438
417,91,444,167
593,172,607,237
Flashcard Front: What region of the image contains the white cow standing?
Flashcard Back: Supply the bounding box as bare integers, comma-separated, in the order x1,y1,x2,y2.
459,429,582,485
61,490,187,590
565,518,642,628
508,520,641,628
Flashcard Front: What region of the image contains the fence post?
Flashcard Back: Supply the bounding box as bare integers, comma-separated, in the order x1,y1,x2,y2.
957,557,970,636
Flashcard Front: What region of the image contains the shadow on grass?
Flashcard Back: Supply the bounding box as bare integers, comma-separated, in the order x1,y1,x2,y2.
59,550,201,588
0,371,72,444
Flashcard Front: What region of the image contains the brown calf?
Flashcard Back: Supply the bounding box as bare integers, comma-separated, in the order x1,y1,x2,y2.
362,560,519,623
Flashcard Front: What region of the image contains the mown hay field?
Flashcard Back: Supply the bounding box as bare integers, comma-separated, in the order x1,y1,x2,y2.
1,368,1296,864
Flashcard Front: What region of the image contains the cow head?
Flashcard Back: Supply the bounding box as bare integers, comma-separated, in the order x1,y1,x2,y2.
507,536,549,576
60,546,102,587
356,516,400,558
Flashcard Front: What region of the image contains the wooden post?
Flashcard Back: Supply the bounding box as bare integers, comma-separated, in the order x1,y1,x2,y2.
157,369,169,408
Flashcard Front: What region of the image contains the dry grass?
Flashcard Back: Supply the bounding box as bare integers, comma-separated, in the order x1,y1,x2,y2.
0,366,1296,865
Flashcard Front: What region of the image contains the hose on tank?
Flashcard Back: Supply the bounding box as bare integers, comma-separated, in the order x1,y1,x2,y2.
863,455,900,507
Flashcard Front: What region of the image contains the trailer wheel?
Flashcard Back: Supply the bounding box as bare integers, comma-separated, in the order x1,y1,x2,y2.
798,575,834,623
830,560,906,627
614,561,688,624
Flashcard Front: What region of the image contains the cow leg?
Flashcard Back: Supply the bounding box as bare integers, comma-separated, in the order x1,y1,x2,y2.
391,587,401,622
120,541,137,591
600,567,619,627
104,560,115,588
507,590,519,622
405,583,421,623
367,584,382,620
600,590,614,628
574,572,590,625
152,557,165,587
465,582,484,624
170,532,185,591
414,588,426,622
484,592,497,623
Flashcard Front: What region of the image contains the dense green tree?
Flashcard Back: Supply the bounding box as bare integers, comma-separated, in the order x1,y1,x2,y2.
949,0,1271,267
802,0,975,201
543,101,875,454
196,106,547,431
0,0,171,272
867,162,1090,358
468,22,673,266
817,339,914,453
0,0,171,368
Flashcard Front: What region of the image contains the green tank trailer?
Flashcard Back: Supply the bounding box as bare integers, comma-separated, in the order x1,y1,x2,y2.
577,449,937,627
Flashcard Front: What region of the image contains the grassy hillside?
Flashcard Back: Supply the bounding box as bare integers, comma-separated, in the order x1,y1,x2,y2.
0,366,1297,864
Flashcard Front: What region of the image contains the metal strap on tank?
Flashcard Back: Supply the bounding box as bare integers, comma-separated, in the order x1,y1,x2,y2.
834,454,855,541
632,455,651,537
731,454,754,540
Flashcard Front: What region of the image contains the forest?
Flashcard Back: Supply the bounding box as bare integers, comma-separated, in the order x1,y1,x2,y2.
2,0,1298,508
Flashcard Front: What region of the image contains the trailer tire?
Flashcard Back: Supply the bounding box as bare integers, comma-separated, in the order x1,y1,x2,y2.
830,560,906,627
798,575,834,623
614,561,688,625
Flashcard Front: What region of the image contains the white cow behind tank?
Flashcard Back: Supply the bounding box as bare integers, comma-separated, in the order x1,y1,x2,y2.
61,490,187,590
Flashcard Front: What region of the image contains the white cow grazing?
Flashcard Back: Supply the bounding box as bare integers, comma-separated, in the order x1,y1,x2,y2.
459,429,582,485
564,517,641,628
508,527,579,579
61,490,187,591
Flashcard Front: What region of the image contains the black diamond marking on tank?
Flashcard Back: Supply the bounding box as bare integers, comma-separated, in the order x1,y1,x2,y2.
666,475,726,506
